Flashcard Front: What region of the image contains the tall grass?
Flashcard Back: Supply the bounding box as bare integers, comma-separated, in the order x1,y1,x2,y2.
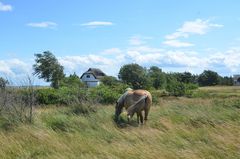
0,89,240,159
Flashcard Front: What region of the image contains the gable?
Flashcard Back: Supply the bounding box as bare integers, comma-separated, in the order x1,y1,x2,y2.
80,68,106,79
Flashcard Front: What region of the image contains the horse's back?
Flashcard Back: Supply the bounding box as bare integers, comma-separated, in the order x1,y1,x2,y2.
124,89,152,110
133,90,152,107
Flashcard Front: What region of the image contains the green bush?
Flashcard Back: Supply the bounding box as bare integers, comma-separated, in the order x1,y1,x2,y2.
36,87,88,105
150,90,169,104
36,88,59,105
166,82,186,96
88,85,120,104
166,82,198,97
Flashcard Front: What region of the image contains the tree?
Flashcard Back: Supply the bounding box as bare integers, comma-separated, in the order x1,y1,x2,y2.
100,76,119,86
173,72,197,84
33,51,65,89
118,64,149,89
198,70,219,86
59,72,84,88
0,77,8,89
218,76,233,86
148,66,166,89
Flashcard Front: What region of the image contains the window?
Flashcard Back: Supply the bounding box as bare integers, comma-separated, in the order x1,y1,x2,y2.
86,75,90,78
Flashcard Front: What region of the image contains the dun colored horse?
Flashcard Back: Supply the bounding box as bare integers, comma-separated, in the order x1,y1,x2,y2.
115,89,152,124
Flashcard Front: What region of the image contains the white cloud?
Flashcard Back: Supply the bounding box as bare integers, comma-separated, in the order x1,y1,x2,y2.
81,21,113,27
177,19,222,35
0,60,14,75
164,19,223,47
58,54,117,75
0,58,32,83
0,2,12,11
163,40,194,47
125,46,205,68
27,22,57,28
208,48,240,72
128,36,152,46
166,19,223,40
101,48,122,55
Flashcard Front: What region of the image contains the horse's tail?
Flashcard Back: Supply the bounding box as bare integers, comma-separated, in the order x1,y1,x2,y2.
127,95,148,118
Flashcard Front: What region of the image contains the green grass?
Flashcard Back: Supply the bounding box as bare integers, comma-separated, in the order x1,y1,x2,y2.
194,86,240,98
0,86,240,159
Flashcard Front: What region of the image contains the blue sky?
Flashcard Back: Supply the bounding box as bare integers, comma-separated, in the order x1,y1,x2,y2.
1,0,240,85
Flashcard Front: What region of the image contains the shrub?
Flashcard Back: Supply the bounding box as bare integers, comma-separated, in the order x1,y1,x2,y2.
100,76,119,86
150,90,169,104
36,88,59,105
88,85,120,104
166,82,198,97
36,87,88,105
166,82,186,96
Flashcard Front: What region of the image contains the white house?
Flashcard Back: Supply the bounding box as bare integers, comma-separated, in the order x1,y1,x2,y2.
80,68,106,87
233,75,240,86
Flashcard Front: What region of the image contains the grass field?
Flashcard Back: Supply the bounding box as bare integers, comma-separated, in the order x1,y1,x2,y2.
0,86,240,159
197,86,240,98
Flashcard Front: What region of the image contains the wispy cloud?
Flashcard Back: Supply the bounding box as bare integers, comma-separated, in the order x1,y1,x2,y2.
166,19,223,40
164,19,223,47
0,1,12,11
27,21,57,29
128,36,153,46
163,40,194,47
81,21,114,27
100,48,122,55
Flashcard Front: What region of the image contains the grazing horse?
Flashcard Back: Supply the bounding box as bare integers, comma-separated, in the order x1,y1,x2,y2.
115,89,152,124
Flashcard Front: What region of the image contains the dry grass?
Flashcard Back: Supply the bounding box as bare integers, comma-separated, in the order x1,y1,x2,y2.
198,86,240,97
0,86,240,159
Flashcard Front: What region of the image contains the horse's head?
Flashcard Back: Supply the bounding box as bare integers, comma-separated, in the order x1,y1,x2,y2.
115,101,122,119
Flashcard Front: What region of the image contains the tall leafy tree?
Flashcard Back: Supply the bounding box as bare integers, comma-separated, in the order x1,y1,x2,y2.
174,72,197,84
218,76,233,86
118,63,149,89
198,70,219,86
33,51,65,88
148,66,166,89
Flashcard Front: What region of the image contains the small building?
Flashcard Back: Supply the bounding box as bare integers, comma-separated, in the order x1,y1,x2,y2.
80,68,106,87
233,75,240,86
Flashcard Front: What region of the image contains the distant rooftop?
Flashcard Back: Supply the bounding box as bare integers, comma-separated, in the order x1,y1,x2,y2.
80,68,106,79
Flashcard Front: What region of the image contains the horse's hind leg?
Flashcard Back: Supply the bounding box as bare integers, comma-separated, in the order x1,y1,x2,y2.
139,112,144,124
144,109,149,121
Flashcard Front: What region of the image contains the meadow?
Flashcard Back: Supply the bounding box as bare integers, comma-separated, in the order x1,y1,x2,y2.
0,86,240,159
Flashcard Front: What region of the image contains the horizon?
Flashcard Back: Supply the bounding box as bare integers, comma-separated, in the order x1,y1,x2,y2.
1,0,240,85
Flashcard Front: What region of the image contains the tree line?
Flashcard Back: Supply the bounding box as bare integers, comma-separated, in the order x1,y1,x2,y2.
0,51,234,90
